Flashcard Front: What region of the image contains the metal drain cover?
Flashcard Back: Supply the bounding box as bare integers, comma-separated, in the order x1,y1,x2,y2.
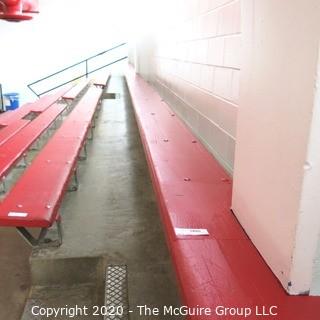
104,265,129,320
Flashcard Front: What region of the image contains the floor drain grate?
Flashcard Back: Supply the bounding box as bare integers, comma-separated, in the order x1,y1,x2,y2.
104,265,129,320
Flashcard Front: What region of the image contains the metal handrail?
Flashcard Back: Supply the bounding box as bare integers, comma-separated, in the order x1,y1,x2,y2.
27,42,128,97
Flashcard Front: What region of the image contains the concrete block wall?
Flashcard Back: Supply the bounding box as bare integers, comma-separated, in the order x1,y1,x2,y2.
150,0,241,173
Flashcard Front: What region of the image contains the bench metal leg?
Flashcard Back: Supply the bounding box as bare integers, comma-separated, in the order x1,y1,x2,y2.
17,153,28,168
87,126,94,140
31,139,41,151
63,102,71,114
16,218,62,248
0,177,6,194
50,119,58,130
96,99,103,114
68,168,79,192
79,143,87,161
67,102,73,113
56,215,63,245
16,227,48,247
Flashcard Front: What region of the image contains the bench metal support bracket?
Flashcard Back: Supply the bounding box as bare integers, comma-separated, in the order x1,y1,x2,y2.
79,143,88,161
88,126,94,140
16,218,62,248
16,153,28,168
68,169,79,192
0,178,6,194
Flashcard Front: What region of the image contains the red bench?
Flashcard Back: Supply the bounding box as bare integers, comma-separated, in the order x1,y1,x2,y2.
125,69,320,320
0,85,103,246
0,84,74,126
0,103,68,192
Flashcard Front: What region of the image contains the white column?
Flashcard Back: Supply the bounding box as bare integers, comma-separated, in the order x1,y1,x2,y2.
232,0,320,295
134,34,154,81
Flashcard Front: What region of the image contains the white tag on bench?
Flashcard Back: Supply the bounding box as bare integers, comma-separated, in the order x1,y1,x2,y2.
8,212,28,218
175,228,209,236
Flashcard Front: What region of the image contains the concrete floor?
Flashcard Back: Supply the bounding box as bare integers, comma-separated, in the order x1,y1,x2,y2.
0,228,31,320
0,75,181,320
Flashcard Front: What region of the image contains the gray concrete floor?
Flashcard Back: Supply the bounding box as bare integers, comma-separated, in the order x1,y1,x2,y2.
0,228,31,320
1,75,181,320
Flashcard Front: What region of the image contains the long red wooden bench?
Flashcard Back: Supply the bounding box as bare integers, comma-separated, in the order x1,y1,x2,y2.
0,103,68,192
125,68,320,320
0,84,75,126
0,85,103,246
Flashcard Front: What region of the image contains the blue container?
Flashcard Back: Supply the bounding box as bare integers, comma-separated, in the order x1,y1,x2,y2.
4,92,20,111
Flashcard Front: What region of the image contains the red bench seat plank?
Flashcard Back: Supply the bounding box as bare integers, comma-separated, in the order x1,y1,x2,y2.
56,87,103,139
0,103,66,179
172,239,320,319
0,119,30,146
0,137,82,227
61,86,101,118
125,69,320,319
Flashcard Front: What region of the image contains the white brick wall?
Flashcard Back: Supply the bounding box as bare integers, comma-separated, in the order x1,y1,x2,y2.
149,0,242,173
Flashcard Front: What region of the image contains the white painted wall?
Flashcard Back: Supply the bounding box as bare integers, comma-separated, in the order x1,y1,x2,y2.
135,0,242,174
307,51,320,295
232,0,320,294
0,0,129,104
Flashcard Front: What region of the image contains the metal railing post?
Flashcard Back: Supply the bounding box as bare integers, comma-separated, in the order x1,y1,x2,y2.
0,84,4,112
27,84,40,98
85,60,88,79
